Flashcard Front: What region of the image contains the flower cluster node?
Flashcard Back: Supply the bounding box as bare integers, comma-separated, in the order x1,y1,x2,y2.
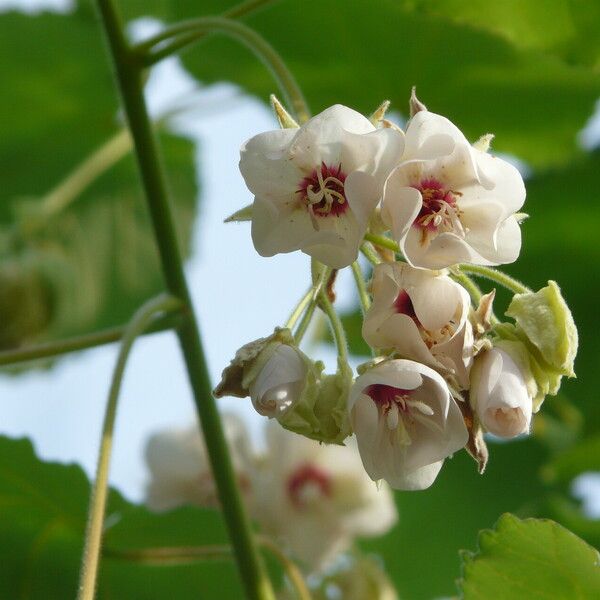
222,92,577,493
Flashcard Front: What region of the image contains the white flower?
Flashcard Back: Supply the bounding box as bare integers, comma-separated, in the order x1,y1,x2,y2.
381,111,525,269
253,423,397,571
144,414,254,512
349,359,468,490
362,262,473,388
240,104,405,268
470,348,532,438
249,344,308,417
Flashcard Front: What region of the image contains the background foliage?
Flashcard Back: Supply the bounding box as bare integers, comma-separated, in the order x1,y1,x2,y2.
0,0,598,598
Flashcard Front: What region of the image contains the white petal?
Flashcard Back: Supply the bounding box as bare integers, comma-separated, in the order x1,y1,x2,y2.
404,112,468,160
381,174,422,243
402,227,481,269
239,128,299,198
473,151,526,215
385,460,444,491
345,170,384,227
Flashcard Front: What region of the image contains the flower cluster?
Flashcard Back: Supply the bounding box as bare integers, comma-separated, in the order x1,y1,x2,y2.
144,416,397,573
220,92,577,492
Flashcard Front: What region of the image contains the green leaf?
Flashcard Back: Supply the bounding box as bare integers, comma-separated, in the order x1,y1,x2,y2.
123,0,600,167
0,435,244,599
459,513,600,599
0,8,198,350
541,435,600,484
360,438,550,599
397,0,600,69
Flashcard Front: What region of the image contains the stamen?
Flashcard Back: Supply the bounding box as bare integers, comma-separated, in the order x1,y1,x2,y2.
410,178,463,242
297,163,349,224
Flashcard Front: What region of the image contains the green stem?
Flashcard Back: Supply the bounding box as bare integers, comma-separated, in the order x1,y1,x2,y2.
37,129,132,223
0,312,183,367
363,232,400,254
351,261,371,315
257,536,313,600
318,292,348,364
450,270,482,305
104,544,233,566
285,286,313,330
95,3,274,599
105,540,312,600
293,266,330,344
360,242,382,266
135,17,309,123
459,264,530,295
78,294,182,600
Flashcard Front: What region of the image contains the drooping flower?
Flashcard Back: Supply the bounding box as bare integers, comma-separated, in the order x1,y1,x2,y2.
362,262,473,388
144,414,254,512
349,359,468,490
381,110,525,269
470,347,532,438
253,422,397,571
214,328,317,417
239,105,405,268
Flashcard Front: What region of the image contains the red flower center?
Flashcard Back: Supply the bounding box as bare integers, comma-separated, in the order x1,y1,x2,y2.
287,464,332,508
411,178,460,232
365,384,412,413
393,290,421,326
297,162,348,219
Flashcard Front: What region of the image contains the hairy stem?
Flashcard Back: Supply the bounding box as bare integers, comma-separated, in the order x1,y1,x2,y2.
78,294,182,600
351,261,371,315
318,291,348,364
95,2,274,598
459,264,530,295
450,270,483,305
135,17,309,123
363,232,400,254
293,266,330,343
360,242,382,266
285,286,313,330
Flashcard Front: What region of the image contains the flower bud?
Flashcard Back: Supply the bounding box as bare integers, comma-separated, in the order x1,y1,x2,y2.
505,281,577,378
470,347,532,438
215,329,351,444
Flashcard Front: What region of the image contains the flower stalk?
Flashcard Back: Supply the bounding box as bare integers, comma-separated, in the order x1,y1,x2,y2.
95,1,275,598
135,17,310,123
78,293,182,600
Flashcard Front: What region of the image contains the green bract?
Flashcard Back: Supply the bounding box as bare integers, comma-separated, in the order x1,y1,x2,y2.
506,281,577,377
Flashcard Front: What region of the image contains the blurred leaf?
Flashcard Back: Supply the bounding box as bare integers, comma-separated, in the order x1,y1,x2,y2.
505,150,600,432
120,0,600,167
545,494,600,549
541,435,600,484
360,438,551,599
459,513,600,599
0,435,243,599
398,0,600,69
0,8,198,351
